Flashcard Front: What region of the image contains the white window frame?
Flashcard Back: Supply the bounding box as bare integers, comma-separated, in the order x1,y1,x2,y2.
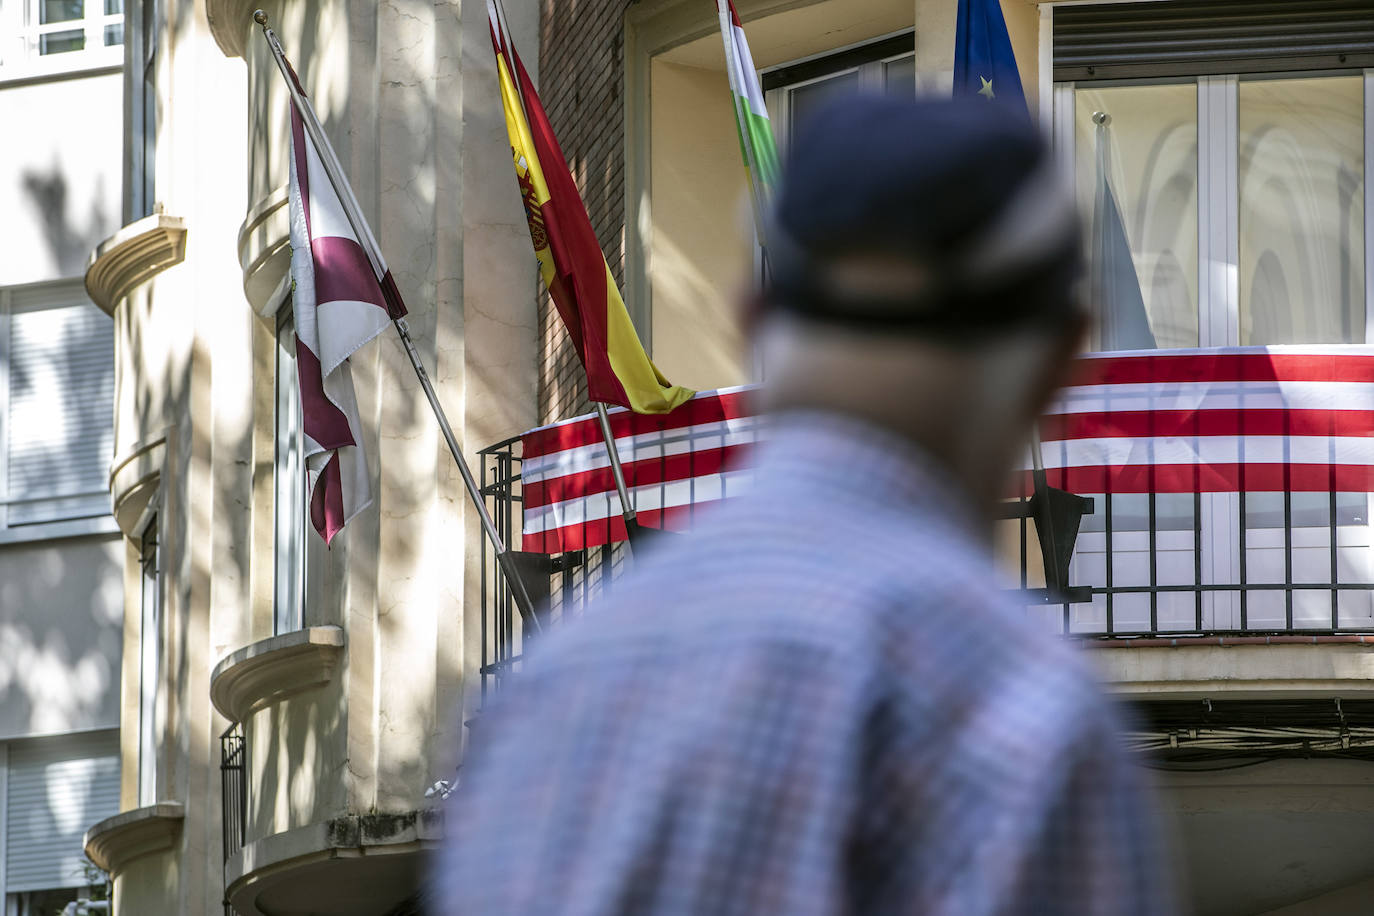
0,0,123,80
0,281,118,545
128,0,155,220
1052,71,1374,348
273,305,306,634
135,504,160,807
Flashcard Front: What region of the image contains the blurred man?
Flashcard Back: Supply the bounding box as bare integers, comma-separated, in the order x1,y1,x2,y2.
438,95,1172,915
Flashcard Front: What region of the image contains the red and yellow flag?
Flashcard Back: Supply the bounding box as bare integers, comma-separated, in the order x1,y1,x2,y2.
489,5,693,414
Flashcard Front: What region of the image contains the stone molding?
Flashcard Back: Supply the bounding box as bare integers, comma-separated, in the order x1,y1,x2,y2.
224,810,442,915
237,185,291,319
84,214,188,315
84,802,185,875
210,626,345,722
109,431,169,537
206,0,255,58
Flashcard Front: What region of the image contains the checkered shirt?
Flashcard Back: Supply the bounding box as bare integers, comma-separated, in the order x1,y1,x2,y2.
438,412,1174,915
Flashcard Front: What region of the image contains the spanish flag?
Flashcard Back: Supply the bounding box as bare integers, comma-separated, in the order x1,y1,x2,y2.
489,4,693,414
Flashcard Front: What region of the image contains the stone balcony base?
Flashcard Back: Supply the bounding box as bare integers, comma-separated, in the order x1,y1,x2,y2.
225,811,442,916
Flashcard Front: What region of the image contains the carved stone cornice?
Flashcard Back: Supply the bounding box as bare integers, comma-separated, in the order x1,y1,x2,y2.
84,802,185,875
85,214,188,314
210,626,345,722
237,185,291,319
207,0,256,58
109,431,169,537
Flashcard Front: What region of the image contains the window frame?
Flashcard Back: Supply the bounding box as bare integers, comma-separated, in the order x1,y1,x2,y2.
273,304,306,634
136,507,160,807
1046,8,1374,628
0,280,118,545
0,0,123,79
1053,69,1374,350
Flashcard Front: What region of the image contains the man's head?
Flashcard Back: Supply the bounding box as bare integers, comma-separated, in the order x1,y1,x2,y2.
755,94,1087,513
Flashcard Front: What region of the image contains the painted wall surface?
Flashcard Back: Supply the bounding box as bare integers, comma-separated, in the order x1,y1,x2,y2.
0,536,123,739
0,71,123,287
648,59,752,391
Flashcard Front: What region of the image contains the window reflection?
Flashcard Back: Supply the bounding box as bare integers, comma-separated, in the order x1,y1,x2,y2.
1075,83,1199,350
1239,75,1364,345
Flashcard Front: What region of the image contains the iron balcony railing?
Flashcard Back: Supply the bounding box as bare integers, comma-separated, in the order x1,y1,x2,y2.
477,436,1374,691
220,723,246,916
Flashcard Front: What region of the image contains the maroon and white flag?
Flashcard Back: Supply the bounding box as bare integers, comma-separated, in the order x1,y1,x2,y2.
287,90,405,544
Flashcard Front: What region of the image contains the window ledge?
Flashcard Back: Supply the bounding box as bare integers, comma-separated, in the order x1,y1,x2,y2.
85,214,188,315
0,58,121,91
84,802,185,876
1091,641,1374,700
210,626,345,723
0,515,118,546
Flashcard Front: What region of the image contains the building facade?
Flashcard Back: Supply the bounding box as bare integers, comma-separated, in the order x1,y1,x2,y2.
65,0,1374,915
0,1,125,912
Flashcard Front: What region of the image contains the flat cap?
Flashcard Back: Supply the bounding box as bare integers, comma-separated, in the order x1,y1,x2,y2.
767,93,1082,337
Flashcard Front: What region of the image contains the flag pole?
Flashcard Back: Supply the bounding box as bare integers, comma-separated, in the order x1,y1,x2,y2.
489,0,647,549
254,10,541,634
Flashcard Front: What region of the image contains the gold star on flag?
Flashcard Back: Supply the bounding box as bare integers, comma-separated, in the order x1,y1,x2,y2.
978,76,995,100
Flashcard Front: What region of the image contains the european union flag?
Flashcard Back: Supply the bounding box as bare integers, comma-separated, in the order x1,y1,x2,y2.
953,0,1028,115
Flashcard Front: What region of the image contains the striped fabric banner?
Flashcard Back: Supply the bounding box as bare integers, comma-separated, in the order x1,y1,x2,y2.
520,347,1374,553
521,387,760,553
1033,346,1374,494
287,77,402,544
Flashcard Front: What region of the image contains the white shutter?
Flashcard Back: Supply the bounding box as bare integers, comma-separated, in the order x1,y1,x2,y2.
4,283,115,526
5,730,120,892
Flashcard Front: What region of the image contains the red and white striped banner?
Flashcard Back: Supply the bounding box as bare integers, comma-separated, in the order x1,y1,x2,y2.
520,387,759,553
1036,346,1374,494
520,347,1374,552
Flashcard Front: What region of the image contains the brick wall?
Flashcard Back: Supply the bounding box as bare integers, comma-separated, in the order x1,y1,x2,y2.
535,0,634,424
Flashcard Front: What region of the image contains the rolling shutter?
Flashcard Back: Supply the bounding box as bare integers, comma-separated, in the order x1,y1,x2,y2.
5,730,120,892
1054,0,1374,82
4,283,115,526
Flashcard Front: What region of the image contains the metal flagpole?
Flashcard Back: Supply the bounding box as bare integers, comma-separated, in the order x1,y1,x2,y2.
254,10,541,633
489,0,647,549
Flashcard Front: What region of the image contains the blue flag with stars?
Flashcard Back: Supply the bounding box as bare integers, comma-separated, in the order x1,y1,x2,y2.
953,0,1028,115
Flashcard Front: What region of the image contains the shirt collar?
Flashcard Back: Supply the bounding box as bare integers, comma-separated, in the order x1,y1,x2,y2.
754,409,985,540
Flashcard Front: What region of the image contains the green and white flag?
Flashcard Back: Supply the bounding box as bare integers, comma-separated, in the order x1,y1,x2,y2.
717,0,780,234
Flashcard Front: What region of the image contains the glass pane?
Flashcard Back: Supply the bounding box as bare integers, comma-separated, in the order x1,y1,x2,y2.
1075,83,1199,350
39,29,84,54
104,0,122,12
274,311,304,633
883,55,915,95
104,22,122,45
1239,75,1364,345
789,70,860,141
40,0,83,23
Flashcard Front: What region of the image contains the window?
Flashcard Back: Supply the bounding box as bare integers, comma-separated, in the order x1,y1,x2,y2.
763,32,916,148
0,0,123,73
129,0,156,219
1049,0,1374,632
2,731,119,910
0,282,115,542
137,514,159,806
274,307,305,634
